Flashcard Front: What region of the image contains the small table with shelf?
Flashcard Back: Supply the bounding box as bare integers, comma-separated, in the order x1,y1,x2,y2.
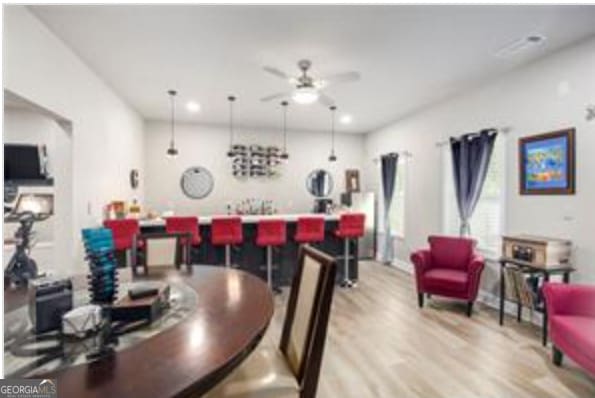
498,257,575,346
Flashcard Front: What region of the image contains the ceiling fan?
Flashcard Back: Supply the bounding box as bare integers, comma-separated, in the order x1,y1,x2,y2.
260,59,360,106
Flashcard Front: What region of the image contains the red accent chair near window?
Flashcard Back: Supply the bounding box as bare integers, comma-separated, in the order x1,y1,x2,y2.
410,235,485,317
543,283,595,378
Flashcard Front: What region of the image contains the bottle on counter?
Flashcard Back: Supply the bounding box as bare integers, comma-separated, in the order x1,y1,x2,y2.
129,199,141,219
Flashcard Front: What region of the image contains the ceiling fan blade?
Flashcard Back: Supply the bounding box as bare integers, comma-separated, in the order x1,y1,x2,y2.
260,92,290,102
318,93,336,107
320,71,361,86
263,66,291,80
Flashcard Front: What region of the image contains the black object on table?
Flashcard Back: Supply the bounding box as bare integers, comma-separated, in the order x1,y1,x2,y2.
498,257,574,346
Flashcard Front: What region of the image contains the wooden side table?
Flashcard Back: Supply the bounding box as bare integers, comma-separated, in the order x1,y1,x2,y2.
498,257,574,346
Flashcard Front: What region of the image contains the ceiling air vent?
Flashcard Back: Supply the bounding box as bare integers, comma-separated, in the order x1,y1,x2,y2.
494,34,546,58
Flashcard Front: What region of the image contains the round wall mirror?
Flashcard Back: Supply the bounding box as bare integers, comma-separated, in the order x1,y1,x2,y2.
180,166,214,199
306,169,333,197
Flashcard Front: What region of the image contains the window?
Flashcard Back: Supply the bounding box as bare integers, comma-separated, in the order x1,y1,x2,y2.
379,158,406,238
442,135,506,256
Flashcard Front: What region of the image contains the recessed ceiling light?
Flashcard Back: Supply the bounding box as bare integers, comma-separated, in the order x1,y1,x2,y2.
340,114,353,125
186,101,201,113
494,34,546,58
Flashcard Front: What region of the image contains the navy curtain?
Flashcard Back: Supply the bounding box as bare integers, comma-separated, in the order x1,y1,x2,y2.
450,129,497,236
381,153,399,264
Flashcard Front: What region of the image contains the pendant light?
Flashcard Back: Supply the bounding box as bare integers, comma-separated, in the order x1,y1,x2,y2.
328,105,337,162
280,101,289,160
226,95,236,157
166,90,179,158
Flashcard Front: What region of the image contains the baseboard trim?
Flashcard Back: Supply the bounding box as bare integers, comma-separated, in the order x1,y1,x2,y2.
385,259,542,327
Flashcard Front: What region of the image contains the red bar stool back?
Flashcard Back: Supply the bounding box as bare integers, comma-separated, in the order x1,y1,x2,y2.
256,219,287,290
294,217,325,243
211,217,243,267
165,216,201,265
103,219,141,268
103,219,140,251
334,213,365,288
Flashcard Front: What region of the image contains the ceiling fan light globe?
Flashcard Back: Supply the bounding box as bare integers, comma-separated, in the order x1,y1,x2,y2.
292,87,319,104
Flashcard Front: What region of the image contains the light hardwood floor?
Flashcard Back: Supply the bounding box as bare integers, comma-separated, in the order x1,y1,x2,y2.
267,261,595,398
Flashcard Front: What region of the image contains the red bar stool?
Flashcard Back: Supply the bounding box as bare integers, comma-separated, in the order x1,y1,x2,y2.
256,219,287,290
103,219,141,267
211,217,243,268
165,216,201,265
334,213,365,288
294,217,325,244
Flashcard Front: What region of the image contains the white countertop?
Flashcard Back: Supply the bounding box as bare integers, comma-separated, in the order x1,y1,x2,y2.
139,213,340,227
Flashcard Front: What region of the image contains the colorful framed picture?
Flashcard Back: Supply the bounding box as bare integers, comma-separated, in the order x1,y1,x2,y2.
519,128,575,195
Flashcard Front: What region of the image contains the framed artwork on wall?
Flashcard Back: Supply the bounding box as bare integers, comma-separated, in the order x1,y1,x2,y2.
345,169,360,193
519,128,575,195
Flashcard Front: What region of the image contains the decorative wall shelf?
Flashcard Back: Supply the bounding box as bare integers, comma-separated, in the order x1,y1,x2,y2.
229,144,283,178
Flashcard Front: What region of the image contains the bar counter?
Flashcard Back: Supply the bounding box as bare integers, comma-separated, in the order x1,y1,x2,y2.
139,213,358,286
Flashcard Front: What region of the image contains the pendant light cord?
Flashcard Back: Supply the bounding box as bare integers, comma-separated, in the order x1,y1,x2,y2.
168,90,177,148
282,101,288,152
330,105,336,155
228,96,236,148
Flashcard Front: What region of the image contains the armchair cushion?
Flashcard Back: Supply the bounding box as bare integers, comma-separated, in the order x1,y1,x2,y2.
423,269,468,292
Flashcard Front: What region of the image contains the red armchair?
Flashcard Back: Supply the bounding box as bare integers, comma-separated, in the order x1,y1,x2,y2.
410,235,485,317
543,283,595,377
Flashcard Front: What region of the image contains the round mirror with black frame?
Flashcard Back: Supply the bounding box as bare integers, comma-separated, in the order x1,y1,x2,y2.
306,169,333,197
180,166,214,199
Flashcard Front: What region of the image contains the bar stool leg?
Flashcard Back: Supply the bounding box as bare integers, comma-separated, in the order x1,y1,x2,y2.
225,244,231,268
341,238,354,288
266,246,272,288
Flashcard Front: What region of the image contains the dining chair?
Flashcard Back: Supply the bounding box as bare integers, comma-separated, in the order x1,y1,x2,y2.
204,244,337,398
131,232,190,275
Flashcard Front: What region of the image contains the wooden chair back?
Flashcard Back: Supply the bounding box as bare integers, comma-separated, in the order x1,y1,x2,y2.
280,244,337,398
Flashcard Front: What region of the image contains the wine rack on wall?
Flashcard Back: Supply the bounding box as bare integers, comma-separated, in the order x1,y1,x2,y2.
229,144,283,178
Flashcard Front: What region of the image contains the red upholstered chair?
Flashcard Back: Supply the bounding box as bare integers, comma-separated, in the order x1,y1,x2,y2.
294,217,325,244
543,283,595,378
256,219,287,290
211,217,243,268
334,213,365,288
165,216,201,265
410,235,485,317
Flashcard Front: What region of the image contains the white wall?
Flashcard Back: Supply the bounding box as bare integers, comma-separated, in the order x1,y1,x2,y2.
364,37,595,290
144,121,365,215
3,6,145,274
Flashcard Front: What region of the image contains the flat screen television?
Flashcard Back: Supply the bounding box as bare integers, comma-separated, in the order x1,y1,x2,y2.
4,144,44,181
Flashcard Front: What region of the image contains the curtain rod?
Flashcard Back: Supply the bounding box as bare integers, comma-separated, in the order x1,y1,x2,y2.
435,126,511,147
372,150,413,164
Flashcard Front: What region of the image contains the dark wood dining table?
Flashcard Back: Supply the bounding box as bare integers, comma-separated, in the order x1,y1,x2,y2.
3,266,275,398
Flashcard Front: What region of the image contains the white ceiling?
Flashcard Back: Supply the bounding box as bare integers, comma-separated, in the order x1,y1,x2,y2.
29,5,595,134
